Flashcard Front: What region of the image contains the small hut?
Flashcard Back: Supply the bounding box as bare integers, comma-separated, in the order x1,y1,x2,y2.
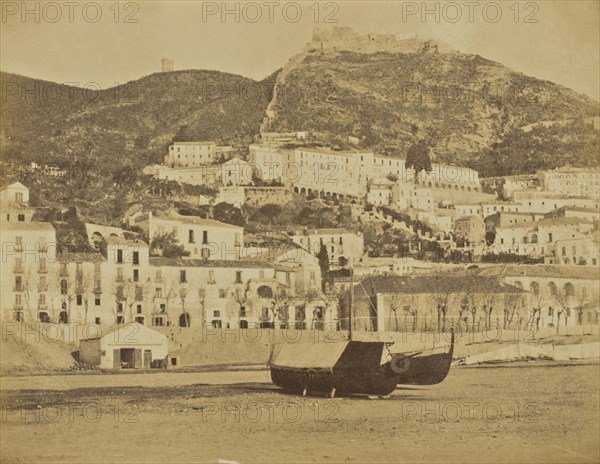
79,323,169,369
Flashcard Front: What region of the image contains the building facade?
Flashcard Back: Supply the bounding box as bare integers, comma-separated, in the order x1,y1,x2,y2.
132,213,244,260
165,142,217,167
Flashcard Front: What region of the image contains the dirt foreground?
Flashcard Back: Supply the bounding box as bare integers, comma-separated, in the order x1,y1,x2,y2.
1,362,599,464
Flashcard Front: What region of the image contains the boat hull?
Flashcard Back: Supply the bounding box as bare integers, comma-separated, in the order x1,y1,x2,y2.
392,351,454,385
271,366,398,396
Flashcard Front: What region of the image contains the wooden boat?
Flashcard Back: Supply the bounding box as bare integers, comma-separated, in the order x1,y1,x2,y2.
269,270,454,397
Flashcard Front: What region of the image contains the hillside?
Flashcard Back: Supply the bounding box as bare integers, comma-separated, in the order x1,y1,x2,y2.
0,70,276,222
264,47,599,173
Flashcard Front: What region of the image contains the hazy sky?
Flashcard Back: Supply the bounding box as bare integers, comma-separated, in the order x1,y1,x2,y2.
1,1,599,100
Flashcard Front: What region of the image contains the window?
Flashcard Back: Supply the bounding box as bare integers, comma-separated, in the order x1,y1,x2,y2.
203,231,208,244
133,251,139,265
135,286,143,301
219,289,227,298
18,214,25,222
208,270,215,283
15,275,23,291
213,310,221,317
117,267,123,280
180,270,187,283
95,317,101,325
137,305,142,314
155,288,162,298
133,269,139,282
76,294,83,305
189,229,195,243
235,271,242,284
117,249,123,263
259,270,265,279
95,297,101,306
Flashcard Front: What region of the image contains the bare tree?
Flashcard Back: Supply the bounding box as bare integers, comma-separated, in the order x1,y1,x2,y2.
502,293,522,330
552,288,573,333
77,266,95,324
232,284,250,328
44,267,61,322
432,288,454,332
270,286,293,329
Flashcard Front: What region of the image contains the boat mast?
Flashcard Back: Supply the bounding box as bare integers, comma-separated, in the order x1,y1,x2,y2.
349,267,354,341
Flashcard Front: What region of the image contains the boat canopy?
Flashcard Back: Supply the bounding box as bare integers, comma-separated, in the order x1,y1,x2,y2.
271,341,388,371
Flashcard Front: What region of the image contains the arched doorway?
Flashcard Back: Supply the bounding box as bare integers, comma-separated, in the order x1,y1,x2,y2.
38,312,50,323
240,320,249,329
59,311,68,324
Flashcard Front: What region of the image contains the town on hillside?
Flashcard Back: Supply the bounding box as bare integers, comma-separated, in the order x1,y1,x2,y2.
2,135,599,339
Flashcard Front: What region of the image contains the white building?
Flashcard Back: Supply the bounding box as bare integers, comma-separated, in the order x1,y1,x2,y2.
249,144,480,201
491,217,598,265
512,190,599,215
1,221,57,322
79,323,169,369
290,228,364,266
539,167,600,199
164,142,217,167
366,178,394,206
132,212,244,260
1,181,35,223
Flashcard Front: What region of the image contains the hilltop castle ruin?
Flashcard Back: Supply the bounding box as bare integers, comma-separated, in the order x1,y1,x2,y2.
307,26,450,54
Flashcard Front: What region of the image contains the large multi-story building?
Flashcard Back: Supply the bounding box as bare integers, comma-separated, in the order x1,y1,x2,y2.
1,221,58,322
511,191,599,215
164,142,217,168
539,167,600,199
490,217,598,265
132,212,244,260
249,144,481,201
